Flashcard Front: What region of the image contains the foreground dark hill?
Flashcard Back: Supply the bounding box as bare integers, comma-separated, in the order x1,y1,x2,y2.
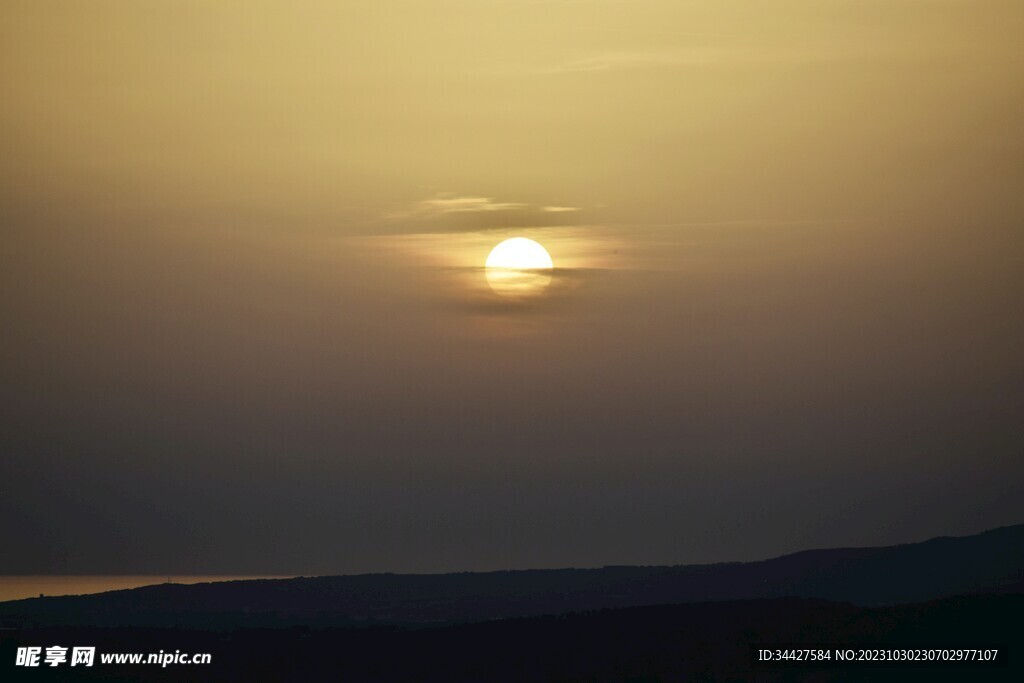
2,524,1021,628
1,595,1020,682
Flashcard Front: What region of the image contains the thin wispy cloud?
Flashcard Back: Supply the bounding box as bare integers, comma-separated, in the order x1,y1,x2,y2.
382,194,585,232
420,196,527,214
386,195,528,220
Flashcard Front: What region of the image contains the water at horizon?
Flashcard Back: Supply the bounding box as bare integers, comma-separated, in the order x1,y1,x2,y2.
0,576,297,602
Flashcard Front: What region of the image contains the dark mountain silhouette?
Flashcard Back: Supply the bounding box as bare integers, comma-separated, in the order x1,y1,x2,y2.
1,524,1021,629
1,595,1020,682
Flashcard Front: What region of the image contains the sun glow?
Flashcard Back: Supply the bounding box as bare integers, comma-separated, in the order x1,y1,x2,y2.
485,238,553,270
485,238,553,297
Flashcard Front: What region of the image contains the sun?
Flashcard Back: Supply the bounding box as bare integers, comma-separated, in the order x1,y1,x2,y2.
485,237,553,270
484,238,553,297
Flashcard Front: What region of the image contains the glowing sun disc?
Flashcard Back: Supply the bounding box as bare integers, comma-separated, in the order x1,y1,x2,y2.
484,238,553,297
485,237,553,270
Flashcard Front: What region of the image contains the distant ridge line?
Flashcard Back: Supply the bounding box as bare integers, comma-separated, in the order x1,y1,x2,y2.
1,523,1021,628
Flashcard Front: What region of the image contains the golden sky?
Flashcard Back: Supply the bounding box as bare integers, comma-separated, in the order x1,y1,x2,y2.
4,1,1022,227
1,1,1022,573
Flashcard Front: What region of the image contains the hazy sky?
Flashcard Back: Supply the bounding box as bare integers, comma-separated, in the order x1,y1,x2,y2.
2,1,1022,574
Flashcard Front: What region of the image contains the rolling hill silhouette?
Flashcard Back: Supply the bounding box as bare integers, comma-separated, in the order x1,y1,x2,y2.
1,524,1021,629
1,595,1020,681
